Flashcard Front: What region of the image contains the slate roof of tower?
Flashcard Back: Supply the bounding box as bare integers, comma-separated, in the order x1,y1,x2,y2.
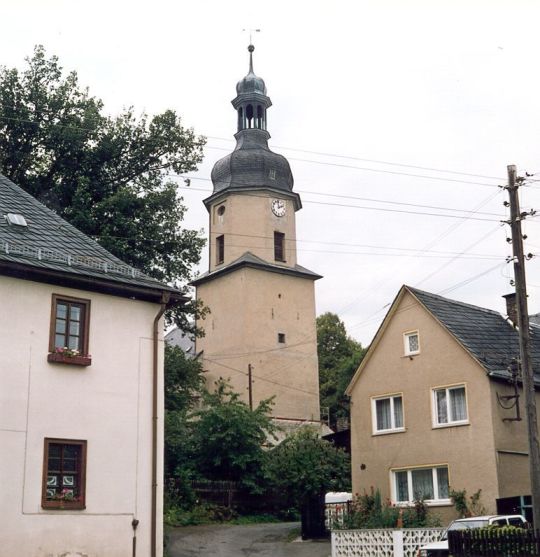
210,130,295,195
408,286,540,380
0,173,182,297
191,251,322,286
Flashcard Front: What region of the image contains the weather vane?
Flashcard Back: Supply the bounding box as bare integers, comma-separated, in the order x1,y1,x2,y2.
242,28,261,45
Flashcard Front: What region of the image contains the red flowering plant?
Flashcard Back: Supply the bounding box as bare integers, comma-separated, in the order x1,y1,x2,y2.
53,488,79,502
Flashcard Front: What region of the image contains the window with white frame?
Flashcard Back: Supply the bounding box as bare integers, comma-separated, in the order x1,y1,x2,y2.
403,331,420,355
372,394,404,434
392,466,449,504
433,385,468,426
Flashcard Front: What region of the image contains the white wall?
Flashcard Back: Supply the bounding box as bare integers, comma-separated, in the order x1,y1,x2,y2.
0,275,164,557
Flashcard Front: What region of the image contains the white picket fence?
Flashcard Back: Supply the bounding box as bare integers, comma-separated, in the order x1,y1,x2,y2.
332,528,445,557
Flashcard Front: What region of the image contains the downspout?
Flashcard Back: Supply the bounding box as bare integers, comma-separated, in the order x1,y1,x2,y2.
152,291,170,557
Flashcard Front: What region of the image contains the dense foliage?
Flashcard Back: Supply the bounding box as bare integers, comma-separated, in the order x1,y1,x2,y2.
317,312,366,428
0,46,206,330
164,344,206,488
338,489,441,529
190,381,276,493
164,351,277,509
265,427,350,507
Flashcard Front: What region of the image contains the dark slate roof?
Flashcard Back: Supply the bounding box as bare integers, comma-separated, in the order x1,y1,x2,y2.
408,286,540,380
191,251,322,286
210,129,294,195
0,173,183,298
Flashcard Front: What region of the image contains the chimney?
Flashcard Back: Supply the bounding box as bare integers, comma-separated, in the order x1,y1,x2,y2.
503,293,518,326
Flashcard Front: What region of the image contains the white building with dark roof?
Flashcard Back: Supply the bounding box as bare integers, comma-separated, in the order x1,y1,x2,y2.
0,174,184,557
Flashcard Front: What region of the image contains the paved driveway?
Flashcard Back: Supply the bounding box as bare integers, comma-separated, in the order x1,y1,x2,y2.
166,522,331,557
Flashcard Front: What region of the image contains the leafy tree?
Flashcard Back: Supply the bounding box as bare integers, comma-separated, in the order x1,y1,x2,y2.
265,427,350,508
317,312,366,428
0,46,206,330
190,380,276,494
164,345,205,479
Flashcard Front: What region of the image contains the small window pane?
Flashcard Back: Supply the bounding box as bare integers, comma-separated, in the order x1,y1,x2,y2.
408,334,419,352
393,396,403,428
411,469,434,500
49,444,61,457
68,336,79,350
437,467,449,499
56,304,67,319
69,321,80,336
64,445,79,459
396,471,408,502
55,334,65,348
63,459,78,473
436,390,448,424
48,457,61,472
55,319,66,335
449,387,467,421
70,306,81,322
376,399,391,430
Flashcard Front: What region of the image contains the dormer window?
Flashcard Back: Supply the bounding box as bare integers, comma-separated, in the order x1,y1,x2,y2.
404,331,420,356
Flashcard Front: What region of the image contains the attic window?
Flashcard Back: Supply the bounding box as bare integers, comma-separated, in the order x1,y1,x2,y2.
404,331,420,356
5,213,28,227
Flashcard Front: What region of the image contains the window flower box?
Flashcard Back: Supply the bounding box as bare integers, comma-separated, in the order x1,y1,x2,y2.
47,349,91,366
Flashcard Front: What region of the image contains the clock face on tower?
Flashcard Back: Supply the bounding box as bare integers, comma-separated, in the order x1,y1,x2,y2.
271,199,286,217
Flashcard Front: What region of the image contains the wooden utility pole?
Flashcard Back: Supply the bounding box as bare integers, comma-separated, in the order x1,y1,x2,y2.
507,164,540,527
248,363,253,410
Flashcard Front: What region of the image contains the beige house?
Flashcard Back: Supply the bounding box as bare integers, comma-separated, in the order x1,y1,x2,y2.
193,46,322,431
347,285,539,524
0,174,184,557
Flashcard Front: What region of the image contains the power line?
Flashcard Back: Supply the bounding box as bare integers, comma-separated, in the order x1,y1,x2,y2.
203,356,319,397
0,113,508,183
204,144,502,188
348,260,510,332
176,176,505,217
413,224,506,287
173,180,504,223
216,241,503,260
327,188,504,317
206,135,505,181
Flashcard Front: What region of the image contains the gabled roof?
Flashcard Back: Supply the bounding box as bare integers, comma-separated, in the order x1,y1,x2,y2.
191,251,322,286
347,285,540,394
408,286,540,379
0,173,185,303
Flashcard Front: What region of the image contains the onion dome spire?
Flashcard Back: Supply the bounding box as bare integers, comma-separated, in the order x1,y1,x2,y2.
207,44,298,209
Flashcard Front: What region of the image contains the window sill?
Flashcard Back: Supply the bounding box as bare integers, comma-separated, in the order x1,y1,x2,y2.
432,421,470,430
47,353,92,366
394,499,452,508
372,428,406,436
42,501,86,510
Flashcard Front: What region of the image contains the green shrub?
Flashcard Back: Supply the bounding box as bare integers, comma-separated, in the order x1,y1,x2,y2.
337,488,441,529
164,502,237,527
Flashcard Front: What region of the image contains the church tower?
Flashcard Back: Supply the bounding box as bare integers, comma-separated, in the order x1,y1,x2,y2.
193,45,322,427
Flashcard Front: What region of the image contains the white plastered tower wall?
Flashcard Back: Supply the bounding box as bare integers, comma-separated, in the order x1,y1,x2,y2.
0,275,164,557
194,45,322,427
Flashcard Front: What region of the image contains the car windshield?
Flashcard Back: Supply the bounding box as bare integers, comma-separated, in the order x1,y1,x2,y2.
442,520,489,540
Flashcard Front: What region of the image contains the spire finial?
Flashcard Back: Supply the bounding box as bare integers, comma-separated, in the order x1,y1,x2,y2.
248,44,255,73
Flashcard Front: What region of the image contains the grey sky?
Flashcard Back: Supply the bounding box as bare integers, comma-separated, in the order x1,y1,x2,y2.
2,0,539,344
